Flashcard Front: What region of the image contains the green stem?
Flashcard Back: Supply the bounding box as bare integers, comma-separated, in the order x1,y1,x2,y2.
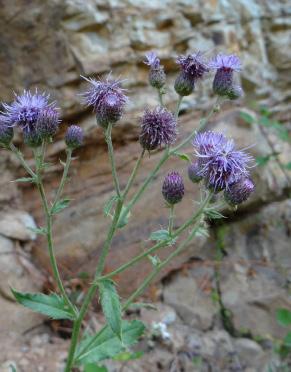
105,123,121,199
65,126,126,370
168,205,174,236
175,95,183,119
158,89,164,106
51,149,72,210
33,149,76,316
122,149,145,200
9,143,36,178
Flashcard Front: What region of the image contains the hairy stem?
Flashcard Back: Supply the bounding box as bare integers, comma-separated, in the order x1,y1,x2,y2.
175,95,183,119
123,149,145,200
168,205,175,236
51,148,72,210
33,147,76,316
105,123,121,198
9,143,36,178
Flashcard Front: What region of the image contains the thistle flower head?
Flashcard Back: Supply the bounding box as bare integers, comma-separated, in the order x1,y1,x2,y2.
209,54,241,72
227,85,244,100
139,106,177,151
2,90,56,131
35,107,60,139
65,125,84,149
193,131,253,192
0,115,14,145
224,177,255,206
176,52,209,81
162,171,185,205
144,51,160,69
82,75,128,127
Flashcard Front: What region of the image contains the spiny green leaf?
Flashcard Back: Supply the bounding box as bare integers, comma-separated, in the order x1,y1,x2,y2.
148,255,161,267
239,111,255,124
98,280,122,340
84,364,108,372
195,226,209,238
205,208,225,220
103,195,118,217
51,197,71,215
12,176,37,183
128,302,158,311
27,226,47,236
149,229,170,242
76,320,145,365
276,308,291,327
113,351,144,361
11,289,76,320
172,151,191,162
116,206,131,229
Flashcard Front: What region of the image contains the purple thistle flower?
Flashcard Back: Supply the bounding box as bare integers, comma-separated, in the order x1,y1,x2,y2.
144,51,166,89
209,54,242,97
65,125,84,149
35,107,60,139
0,115,14,145
176,52,209,81
188,161,203,184
193,131,253,192
175,52,209,96
162,171,185,205
2,90,56,132
144,51,161,69
209,54,241,72
82,75,128,128
224,177,255,206
139,106,177,151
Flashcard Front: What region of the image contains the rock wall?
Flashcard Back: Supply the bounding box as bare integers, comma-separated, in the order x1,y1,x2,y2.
0,0,290,358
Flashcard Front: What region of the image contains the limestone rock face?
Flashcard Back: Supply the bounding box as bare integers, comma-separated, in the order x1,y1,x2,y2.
0,0,290,352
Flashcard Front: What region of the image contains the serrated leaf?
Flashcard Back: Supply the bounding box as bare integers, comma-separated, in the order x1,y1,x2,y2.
113,351,144,361
195,226,209,238
51,197,71,215
98,280,122,340
76,320,145,365
128,302,158,311
148,255,161,267
27,226,47,236
283,332,291,347
84,364,108,372
11,289,76,320
12,176,37,183
116,206,131,229
103,195,118,217
172,151,191,162
149,229,170,242
239,111,255,124
205,208,225,220
276,308,291,327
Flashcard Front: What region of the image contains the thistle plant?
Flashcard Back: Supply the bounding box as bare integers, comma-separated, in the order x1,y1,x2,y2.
0,50,255,371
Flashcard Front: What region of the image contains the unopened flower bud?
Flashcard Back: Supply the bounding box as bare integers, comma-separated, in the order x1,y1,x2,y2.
162,171,185,205
65,125,83,149
224,177,255,206
174,72,194,96
227,85,244,100
188,162,203,183
149,67,166,89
